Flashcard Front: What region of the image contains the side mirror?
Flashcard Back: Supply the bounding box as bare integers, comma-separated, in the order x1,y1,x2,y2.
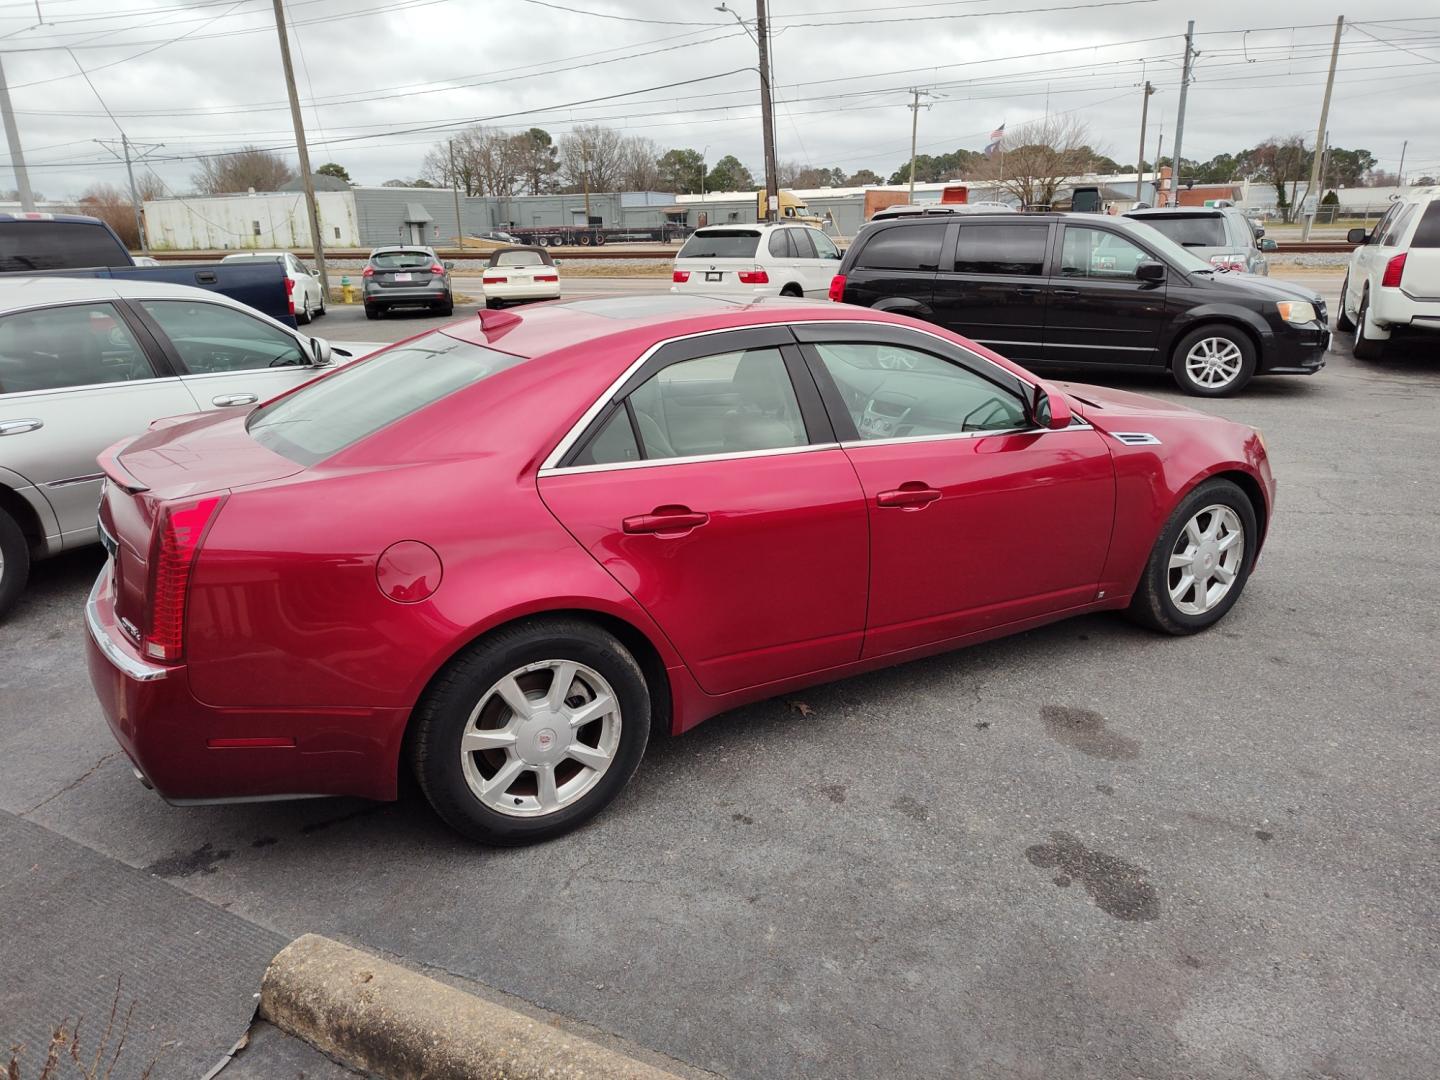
1259,238,1278,253
1253,225,1266,238
1033,383,1072,431
552,258,562,267
309,336,334,366
1135,260,1166,283
444,261,455,270
1346,228,1369,245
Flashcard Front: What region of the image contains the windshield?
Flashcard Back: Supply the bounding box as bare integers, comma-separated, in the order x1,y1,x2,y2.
1130,214,1227,248
370,250,434,269
248,332,527,466
678,230,761,259
1112,217,1213,273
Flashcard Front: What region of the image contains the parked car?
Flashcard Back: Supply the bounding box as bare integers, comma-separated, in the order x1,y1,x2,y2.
856,201,1018,240
0,213,298,327
481,247,561,308
1337,186,1440,359
221,251,327,324
474,230,519,244
0,277,368,616
829,213,1329,396
1124,205,1272,275
86,295,1275,845
362,246,454,319
671,223,842,299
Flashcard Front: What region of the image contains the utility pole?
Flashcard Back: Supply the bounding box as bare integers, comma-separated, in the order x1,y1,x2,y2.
448,139,463,249
1169,21,1196,206
1153,127,1164,204
0,53,35,211
1301,15,1343,241
1397,139,1408,188
756,0,778,221
906,89,938,204
97,136,164,254
270,0,327,291
580,141,591,223
1136,80,1154,204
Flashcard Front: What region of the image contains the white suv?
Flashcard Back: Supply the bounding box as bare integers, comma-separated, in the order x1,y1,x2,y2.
671,223,843,298
1338,187,1440,359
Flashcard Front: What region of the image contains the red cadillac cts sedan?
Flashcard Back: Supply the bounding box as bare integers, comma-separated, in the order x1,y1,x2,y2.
86,296,1274,844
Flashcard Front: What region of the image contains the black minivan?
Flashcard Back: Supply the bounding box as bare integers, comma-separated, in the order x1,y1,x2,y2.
830,213,1329,395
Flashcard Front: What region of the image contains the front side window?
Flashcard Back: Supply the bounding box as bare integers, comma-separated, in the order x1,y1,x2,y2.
576,348,807,466
812,342,1027,439
1060,227,1152,279
0,303,155,394
953,224,1048,275
140,299,306,374
809,230,840,260
855,224,945,271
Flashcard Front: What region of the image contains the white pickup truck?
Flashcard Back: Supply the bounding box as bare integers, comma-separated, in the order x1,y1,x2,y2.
1337,186,1440,359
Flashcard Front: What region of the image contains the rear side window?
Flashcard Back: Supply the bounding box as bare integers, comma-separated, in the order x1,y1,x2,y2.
0,221,128,272
1381,203,1418,247
679,231,761,259
1412,202,1440,248
954,224,1048,275
855,224,945,271
248,333,527,465
1131,214,1226,247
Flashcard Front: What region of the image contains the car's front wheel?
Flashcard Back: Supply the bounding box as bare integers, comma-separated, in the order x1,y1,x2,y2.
0,506,30,619
411,618,651,845
1171,325,1256,396
1127,478,1257,635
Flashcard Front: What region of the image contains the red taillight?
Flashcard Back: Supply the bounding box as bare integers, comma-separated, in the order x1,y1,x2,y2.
362,266,375,278
827,274,846,302
737,269,769,284
673,270,691,283
1381,252,1407,288
144,496,224,663
285,275,295,315
483,275,507,284
535,274,558,282
430,263,445,275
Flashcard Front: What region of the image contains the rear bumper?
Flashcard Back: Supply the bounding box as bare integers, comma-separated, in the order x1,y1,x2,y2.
1259,325,1329,375
1370,288,1440,329
364,285,451,306
483,282,561,301
85,565,405,803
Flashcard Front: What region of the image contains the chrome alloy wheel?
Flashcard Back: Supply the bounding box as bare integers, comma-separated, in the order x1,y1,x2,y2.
459,660,621,818
1168,504,1245,615
1184,336,1244,389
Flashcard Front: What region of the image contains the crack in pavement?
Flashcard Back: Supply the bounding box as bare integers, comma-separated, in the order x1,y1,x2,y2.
19,751,121,816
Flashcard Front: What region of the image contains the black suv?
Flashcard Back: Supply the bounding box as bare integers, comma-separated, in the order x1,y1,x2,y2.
830,213,1329,395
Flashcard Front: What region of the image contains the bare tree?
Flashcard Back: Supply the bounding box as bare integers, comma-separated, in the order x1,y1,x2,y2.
192,146,296,194
557,125,628,192
973,116,1096,208
618,135,661,191
79,179,165,248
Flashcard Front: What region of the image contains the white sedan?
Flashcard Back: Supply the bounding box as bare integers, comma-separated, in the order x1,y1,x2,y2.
481,247,562,308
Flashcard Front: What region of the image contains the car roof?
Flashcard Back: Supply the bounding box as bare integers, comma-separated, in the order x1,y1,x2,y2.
0,275,273,317
692,222,809,233
222,250,288,258
1125,206,1229,216
0,211,108,226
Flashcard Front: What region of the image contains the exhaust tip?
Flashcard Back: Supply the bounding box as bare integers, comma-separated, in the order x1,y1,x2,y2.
131,766,154,790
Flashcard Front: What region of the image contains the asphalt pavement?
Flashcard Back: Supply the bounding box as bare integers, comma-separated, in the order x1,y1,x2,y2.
3,273,1437,1080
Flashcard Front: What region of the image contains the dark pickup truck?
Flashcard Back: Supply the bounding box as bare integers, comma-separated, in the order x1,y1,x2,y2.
0,213,297,327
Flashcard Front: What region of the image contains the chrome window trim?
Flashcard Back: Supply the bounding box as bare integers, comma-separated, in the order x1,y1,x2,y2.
539,318,1048,472
0,375,188,400
840,419,1092,450
540,441,842,478
86,567,169,683
45,471,105,489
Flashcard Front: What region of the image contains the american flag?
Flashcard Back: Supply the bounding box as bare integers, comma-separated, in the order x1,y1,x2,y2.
989,123,1006,140
984,123,1006,158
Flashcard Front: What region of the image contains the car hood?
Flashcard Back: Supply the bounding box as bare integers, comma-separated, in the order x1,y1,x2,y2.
1190,269,1320,303
1055,381,1213,426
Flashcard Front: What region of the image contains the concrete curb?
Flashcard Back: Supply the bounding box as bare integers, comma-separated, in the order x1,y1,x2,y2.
259,934,684,1080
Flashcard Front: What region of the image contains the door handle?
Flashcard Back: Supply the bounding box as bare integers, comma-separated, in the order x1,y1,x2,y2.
623,506,710,535
1052,287,1079,297
0,418,43,435
1015,286,1042,295
211,393,258,407
876,484,942,509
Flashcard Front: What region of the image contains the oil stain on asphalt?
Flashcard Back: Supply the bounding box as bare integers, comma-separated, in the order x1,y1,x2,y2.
145,841,232,878
1025,831,1160,921
1040,705,1141,761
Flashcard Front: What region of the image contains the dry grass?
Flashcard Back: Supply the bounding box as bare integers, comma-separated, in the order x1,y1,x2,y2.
5,979,160,1080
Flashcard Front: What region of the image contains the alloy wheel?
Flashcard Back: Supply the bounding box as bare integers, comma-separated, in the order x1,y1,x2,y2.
1168,504,1245,615
1184,336,1244,389
458,660,621,818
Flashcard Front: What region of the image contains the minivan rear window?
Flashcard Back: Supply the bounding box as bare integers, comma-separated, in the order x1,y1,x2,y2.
855,223,945,271
679,231,761,259
248,333,527,465
1131,214,1227,247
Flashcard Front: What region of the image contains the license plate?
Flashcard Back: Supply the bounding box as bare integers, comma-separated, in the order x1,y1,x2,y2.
705,271,723,282
394,273,413,282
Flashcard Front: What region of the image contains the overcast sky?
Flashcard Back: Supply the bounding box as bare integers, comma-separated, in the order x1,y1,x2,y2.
1,0,1436,199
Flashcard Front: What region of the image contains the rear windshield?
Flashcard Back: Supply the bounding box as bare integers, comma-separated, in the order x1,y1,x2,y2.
678,231,760,259
248,332,527,465
494,250,545,266
1130,214,1227,248
0,220,127,271
370,250,434,269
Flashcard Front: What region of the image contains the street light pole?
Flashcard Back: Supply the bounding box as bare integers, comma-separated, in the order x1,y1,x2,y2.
0,53,35,211
270,0,328,291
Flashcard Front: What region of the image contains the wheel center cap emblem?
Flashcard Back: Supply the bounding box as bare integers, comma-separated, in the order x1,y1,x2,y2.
535,728,556,752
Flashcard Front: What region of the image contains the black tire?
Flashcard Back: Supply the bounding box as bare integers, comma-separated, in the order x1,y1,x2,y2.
536,236,550,247
1170,323,1257,397
578,234,592,246
296,302,312,326
364,304,380,320
0,506,30,619
1353,291,1385,360
411,617,651,845
780,284,803,298
436,300,454,317
593,233,606,246
485,297,501,310
1127,478,1258,636
1335,273,1355,332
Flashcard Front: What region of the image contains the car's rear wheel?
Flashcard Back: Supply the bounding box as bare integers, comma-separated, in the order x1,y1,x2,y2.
1171,324,1256,396
411,618,650,845
1127,479,1256,635
0,507,30,619
1353,291,1386,360
435,297,454,316
364,304,380,320
297,295,313,325
780,284,803,298
485,297,501,309
1335,273,1355,331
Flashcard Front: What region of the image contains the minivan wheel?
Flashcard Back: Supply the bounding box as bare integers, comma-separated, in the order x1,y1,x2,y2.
1171,325,1256,396
0,507,30,619
1353,292,1386,360
411,618,651,845
1127,479,1257,636
1335,273,1355,331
